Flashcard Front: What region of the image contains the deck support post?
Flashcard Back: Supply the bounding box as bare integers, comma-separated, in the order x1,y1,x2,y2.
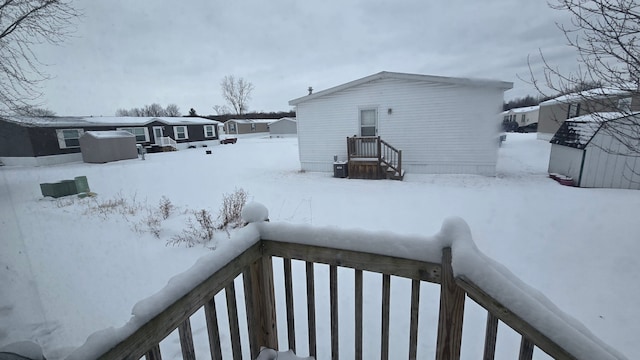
436,247,465,360
245,250,278,359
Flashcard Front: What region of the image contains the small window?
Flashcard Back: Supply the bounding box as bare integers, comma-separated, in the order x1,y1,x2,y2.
567,103,580,118
360,109,377,136
250,123,256,131
521,114,526,124
56,129,83,149
618,97,632,111
228,123,236,132
118,127,148,142
173,126,188,140
204,125,215,138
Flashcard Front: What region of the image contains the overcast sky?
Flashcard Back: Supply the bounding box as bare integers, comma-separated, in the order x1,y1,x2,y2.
35,0,579,117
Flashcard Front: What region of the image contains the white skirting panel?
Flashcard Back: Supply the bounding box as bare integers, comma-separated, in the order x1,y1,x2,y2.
0,153,83,167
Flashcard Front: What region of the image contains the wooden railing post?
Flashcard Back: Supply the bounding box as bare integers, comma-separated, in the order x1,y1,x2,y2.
436,247,465,360
245,252,278,359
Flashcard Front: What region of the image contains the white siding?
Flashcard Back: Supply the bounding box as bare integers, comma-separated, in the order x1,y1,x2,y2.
548,144,584,183
581,131,640,189
0,153,83,166
297,77,504,175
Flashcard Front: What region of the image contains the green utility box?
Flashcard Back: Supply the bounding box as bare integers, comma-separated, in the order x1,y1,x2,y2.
40,176,90,198
74,176,90,193
40,180,77,198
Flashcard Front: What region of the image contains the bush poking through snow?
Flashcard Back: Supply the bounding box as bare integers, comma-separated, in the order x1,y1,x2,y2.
217,188,248,230
144,211,162,239
168,209,215,247
158,196,174,220
85,192,143,219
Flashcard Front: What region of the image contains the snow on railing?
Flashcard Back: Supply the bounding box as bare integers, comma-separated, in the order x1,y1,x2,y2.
66,203,626,360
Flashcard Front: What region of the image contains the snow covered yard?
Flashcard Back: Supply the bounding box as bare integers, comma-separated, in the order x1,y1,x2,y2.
1,133,639,359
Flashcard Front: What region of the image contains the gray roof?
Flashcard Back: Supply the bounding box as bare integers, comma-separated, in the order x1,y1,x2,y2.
1,116,221,128
289,71,513,105
549,112,635,149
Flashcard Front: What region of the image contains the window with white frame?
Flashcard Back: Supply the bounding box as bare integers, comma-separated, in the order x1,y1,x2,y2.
360,108,377,136
56,129,83,149
174,126,188,140
250,123,256,131
117,127,149,142
204,125,215,138
229,123,236,132
521,114,526,124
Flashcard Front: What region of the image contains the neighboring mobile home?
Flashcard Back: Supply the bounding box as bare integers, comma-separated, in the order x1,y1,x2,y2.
548,112,640,189
0,116,221,166
537,88,640,140
501,105,539,132
268,117,297,137
289,71,512,177
224,119,272,135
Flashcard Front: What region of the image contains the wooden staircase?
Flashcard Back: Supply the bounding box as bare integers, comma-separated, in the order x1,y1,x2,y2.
347,136,403,180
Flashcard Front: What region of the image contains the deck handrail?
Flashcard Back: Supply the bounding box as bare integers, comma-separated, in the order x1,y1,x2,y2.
347,136,403,178
158,136,177,149
69,213,626,360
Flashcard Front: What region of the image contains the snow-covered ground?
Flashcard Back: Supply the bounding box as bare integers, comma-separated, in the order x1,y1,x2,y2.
1,133,639,359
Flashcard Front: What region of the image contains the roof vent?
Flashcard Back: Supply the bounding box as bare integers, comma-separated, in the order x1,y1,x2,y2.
308,86,313,95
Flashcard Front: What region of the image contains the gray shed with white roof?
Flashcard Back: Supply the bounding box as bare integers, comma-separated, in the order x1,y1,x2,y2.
548,112,640,189
79,131,138,163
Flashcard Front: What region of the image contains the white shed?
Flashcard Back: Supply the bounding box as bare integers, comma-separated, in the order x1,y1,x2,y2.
548,112,640,189
289,71,512,176
269,117,297,137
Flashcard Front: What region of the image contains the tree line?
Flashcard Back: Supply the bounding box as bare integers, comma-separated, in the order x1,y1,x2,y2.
116,103,182,117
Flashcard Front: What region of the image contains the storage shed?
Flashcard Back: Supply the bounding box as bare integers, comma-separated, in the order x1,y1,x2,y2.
79,131,138,163
548,112,640,189
269,117,297,137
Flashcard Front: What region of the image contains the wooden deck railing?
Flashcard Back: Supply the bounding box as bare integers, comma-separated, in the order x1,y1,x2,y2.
347,136,402,179
74,220,625,360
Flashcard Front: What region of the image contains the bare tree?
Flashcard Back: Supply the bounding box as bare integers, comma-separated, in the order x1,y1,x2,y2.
165,103,181,117
212,104,230,115
15,106,56,117
220,75,254,115
530,0,640,154
143,103,165,117
0,0,80,115
115,108,130,116
116,103,183,117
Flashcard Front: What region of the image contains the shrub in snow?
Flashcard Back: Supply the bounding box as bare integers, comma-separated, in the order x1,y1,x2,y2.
168,209,216,247
216,188,248,230
158,196,174,219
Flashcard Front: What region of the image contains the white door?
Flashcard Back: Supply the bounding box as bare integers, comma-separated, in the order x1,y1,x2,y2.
153,126,163,145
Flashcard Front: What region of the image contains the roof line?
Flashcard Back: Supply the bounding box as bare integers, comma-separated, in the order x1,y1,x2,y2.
289,71,513,105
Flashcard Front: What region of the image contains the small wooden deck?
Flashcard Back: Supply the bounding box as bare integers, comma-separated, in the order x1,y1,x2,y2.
76,218,625,360
347,136,403,180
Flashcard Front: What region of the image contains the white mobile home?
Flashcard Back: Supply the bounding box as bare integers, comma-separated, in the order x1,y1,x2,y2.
289,71,512,177
501,105,539,132
548,112,640,189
